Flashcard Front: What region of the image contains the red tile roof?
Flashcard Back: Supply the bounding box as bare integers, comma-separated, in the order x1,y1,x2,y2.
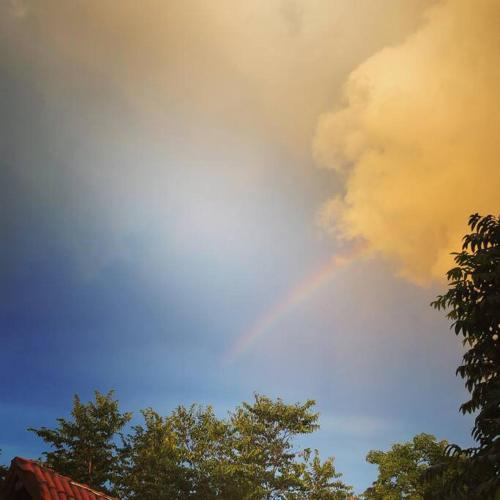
2,457,119,500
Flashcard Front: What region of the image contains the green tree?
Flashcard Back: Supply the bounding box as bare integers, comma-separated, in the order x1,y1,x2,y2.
118,405,234,499
228,394,351,499
297,448,354,499
431,213,500,498
29,390,131,493
0,450,8,487
229,394,318,497
117,394,352,499
362,433,449,499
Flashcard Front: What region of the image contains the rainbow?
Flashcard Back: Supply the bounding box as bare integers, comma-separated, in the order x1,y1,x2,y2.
223,243,366,363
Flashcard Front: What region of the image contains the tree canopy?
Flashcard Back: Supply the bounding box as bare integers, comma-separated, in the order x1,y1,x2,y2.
30,392,352,499
119,394,352,499
362,213,500,500
0,450,8,487
362,433,449,499
431,213,500,498
29,390,132,494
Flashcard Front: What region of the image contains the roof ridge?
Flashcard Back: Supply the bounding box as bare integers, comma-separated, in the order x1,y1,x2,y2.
12,456,119,499
69,479,117,498
14,457,70,481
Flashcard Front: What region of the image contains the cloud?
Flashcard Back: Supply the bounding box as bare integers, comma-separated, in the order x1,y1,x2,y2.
280,0,304,37
314,0,500,285
0,0,433,280
7,0,27,18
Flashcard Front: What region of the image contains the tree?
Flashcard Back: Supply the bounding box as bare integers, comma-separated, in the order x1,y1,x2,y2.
297,448,354,500
29,390,131,494
118,404,233,499
362,433,449,499
228,394,352,499
0,450,8,487
29,391,351,498
229,394,318,497
117,394,352,499
431,213,500,498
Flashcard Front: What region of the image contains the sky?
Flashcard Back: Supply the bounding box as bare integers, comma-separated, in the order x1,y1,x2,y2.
1,0,499,493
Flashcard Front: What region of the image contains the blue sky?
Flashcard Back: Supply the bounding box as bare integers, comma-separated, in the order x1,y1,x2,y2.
1,0,495,493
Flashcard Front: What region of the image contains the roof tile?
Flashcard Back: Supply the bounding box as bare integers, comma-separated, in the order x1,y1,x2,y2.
4,457,119,500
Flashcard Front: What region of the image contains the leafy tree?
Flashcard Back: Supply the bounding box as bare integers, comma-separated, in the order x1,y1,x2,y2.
229,394,319,497
431,213,500,498
228,394,352,499
0,450,8,487
117,394,352,499
297,448,354,499
29,390,131,493
29,391,350,498
362,433,449,499
118,405,233,499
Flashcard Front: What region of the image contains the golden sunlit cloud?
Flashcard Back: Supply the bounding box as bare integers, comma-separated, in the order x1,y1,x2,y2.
314,0,500,285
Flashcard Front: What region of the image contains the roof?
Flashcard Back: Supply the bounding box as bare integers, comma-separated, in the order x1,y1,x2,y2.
1,457,119,500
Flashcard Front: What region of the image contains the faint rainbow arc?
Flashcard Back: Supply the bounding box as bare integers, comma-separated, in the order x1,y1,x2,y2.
223,243,366,363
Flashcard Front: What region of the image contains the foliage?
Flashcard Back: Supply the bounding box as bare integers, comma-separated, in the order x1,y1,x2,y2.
227,394,352,499
0,450,8,487
362,433,449,499
229,394,320,498
30,391,351,498
297,449,354,499
118,404,233,499
431,213,500,498
117,393,352,499
29,390,132,494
